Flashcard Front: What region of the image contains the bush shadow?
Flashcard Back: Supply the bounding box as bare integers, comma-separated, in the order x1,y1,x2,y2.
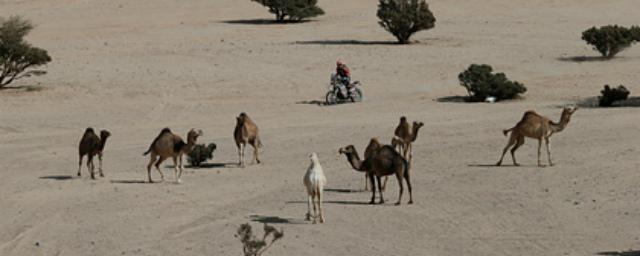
597,251,640,256
435,95,470,103
295,40,398,46
221,19,310,25
576,96,640,108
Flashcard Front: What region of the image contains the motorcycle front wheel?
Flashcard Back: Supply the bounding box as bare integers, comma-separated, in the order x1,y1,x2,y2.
350,88,363,103
325,91,338,105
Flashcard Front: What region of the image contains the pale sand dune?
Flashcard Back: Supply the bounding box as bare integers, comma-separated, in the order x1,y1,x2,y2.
1,0,640,255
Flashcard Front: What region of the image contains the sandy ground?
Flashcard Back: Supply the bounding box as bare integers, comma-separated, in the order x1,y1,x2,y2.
2,0,640,255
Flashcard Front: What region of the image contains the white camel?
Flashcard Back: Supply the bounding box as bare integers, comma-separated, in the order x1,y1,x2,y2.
303,152,327,224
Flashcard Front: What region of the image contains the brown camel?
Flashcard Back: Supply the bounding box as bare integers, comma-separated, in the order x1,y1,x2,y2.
496,107,577,167
363,138,388,191
339,144,412,205
391,121,424,163
143,128,202,183
77,128,111,179
234,112,262,167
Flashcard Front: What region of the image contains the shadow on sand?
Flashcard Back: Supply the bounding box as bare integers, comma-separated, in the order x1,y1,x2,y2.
576,96,640,108
597,251,640,256
39,175,74,180
110,179,148,184
295,40,398,46
295,100,327,106
556,56,609,62
221,19,310,25
249,215,307,225
323,188,364,193
285,200,370,206
435,95,470,103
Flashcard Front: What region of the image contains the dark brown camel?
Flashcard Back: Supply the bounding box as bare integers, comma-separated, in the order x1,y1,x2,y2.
339,144,413,205
78,128,111,179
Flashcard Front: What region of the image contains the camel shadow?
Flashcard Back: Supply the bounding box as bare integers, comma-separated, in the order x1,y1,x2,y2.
295,40,398,45
249,215,307,225
285,200,370,205
295,100,327,106
323,188,364,193
597,251,640,256
468,163,546,168
110,179,148,184
557,56,609,62
39,175,74,180
187,162,236,169
221,19,311,25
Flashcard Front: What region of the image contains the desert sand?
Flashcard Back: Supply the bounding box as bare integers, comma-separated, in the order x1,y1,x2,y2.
1,0,640,255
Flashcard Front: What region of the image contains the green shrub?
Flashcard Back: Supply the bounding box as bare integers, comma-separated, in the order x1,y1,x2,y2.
0,16,51,88
599,84,630,107
458,64,526,102
187,143,216,167
236,223,284,256
581,25,640,58
377,0,436,44
250,0,324,22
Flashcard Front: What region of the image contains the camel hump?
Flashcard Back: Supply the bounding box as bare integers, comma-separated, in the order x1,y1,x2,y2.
85,127,95,134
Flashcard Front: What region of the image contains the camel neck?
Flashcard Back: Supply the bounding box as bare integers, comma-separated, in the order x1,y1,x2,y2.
98,136,109,151
345,152,365,172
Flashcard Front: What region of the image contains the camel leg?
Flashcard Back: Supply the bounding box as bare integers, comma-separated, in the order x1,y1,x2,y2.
537,138,543,167
545,137,553,166
317,185,324,223
305,194,312,221
154,156,166,182
404,165,413,204
364,173,369,191
177,154,185,181
311,192,318,224
98,152,104,177
172,156,180,183
511,137,524,166
395,172,404,206
497,134,517,166
368,172,376,204
146,154,157,183
381,176,389,192
87,155,95,180
239,144,245,168
251,143,260,164
77,155,83,177
377,176,385,204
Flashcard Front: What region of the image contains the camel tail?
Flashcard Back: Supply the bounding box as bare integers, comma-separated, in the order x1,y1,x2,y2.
142,145,153,156
503,128,514,136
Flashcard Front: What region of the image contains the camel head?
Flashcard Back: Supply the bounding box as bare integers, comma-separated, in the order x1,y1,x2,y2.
413,121,424,130
309,152,320,163
560,107,577,123
400,116,407,123
100,130,111,139
339,145,357,155
236,112,248,126
187,129,203,143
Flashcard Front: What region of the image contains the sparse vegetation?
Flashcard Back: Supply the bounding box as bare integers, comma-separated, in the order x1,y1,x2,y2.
187,143,216,167
377,0,436,44
235,223,284,256
0,16,51,89
599,84,630,107
581,25,640,58
250,0,324,22
458,64,526,102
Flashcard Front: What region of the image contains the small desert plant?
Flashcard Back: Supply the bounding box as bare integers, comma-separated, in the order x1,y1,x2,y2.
458,64,526,102
250,0,324,22
377,0,436,44
581,25,640,58
236,223,284,256
0,16,51,88
187,143,216,167
599,84,630,107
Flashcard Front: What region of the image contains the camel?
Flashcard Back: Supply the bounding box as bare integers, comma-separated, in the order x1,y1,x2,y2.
339,144,413,205
77,128,111,179
363,138,388,191
391,121,424,163
234,112,262,167
143,128,202,183
303,152,327,224
496,107,577,167
392,116,410,153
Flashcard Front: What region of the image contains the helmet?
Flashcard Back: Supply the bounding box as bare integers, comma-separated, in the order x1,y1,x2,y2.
336,60,344,66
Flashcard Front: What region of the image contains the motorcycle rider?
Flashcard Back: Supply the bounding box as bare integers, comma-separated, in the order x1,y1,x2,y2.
336,60,352,97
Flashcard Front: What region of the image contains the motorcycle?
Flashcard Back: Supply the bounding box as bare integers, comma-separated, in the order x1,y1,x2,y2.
325,74,363,105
